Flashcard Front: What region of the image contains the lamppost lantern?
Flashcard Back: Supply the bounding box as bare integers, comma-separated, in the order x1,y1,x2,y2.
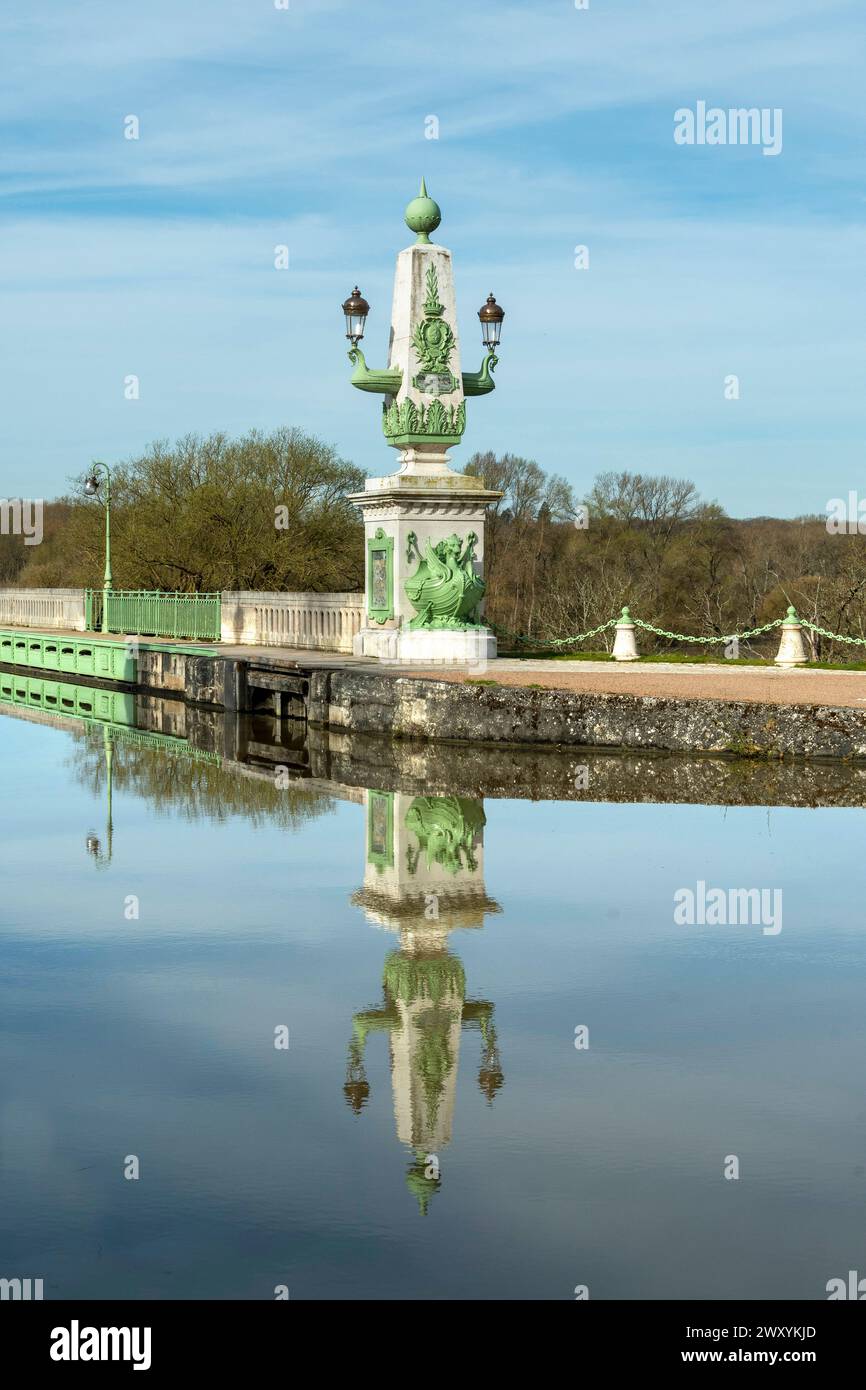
342,287,369,347
84,475,99,496
478,294,504,352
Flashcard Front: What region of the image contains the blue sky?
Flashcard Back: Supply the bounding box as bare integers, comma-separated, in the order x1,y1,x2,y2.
0,0,864,516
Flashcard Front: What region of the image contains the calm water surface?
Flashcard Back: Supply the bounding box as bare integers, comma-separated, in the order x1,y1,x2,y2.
1,700,865,1300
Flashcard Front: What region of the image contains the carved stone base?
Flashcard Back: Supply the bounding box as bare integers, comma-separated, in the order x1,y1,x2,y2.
354,626,401,661
354,625,497,665
348,467,500,660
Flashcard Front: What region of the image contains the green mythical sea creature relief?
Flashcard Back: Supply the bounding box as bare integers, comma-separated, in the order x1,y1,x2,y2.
405,795,486,876
404,532,485,629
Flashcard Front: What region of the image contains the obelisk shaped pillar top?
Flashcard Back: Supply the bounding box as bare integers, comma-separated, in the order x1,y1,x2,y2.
379,180,467,479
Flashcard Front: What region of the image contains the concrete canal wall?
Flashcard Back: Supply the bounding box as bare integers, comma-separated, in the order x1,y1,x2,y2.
6,676,866,805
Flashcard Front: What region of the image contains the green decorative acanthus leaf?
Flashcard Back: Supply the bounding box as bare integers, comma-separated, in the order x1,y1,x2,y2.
383,947,467,1005
404,532,486,630
382,397,465,443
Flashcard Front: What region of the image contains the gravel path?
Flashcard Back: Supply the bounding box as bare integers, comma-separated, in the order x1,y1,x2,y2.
391,660,866,709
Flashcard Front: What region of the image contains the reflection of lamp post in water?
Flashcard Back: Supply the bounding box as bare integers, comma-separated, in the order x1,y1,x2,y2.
85,725,114,869
345,790,503,1213
83,461,113,633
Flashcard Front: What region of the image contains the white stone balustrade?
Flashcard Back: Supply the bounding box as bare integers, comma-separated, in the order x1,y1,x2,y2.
220,591,364,653
0,587,87,631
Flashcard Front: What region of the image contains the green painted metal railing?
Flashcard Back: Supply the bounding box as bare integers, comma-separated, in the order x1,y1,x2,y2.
86,589,221,641
0,627,137,681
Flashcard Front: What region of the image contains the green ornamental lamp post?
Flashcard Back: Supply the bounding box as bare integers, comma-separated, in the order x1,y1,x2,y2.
84,462,113,633
343,180,505,665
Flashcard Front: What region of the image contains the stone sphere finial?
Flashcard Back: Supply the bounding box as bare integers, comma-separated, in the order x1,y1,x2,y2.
404,177,442,243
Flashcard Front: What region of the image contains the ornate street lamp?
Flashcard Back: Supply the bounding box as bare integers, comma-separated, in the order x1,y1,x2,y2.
478,293,504,353
83,461,113,633
342,287,369,347
342,284,402,394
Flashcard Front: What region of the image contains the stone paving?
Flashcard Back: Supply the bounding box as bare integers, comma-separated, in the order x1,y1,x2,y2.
395,659,866,709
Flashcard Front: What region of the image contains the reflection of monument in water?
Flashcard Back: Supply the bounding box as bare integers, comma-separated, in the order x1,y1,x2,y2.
346,791,503,1213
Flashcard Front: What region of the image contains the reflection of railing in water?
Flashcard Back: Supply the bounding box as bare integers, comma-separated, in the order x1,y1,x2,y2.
0,672,219,763
93,723,220,763
1,671,134,722
0,672,222,872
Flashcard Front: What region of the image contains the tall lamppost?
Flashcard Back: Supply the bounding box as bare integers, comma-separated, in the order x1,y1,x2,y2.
84,462,113,633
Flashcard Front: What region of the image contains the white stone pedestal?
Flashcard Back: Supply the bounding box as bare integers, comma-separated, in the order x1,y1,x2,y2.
349,468,500,665
356,624,497,665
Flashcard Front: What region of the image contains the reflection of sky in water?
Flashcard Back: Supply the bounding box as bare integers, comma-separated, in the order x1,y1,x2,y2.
1,713,865,1300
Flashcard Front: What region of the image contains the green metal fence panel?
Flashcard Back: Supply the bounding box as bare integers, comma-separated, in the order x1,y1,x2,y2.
85,590,221,641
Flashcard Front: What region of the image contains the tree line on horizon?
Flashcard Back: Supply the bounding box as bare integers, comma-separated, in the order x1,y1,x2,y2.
3,427,865,659
465,451,866,659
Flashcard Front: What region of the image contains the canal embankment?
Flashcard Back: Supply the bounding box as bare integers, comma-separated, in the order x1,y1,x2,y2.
310,666,866,760
5,623,866,759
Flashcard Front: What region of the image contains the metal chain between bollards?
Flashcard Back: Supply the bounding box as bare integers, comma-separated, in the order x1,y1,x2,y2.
488,617,619,649
491,614,782,650
631,617,785,644
800,620,866,648
491,609,866,654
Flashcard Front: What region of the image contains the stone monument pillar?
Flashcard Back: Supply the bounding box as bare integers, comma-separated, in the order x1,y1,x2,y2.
344,182,503,663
